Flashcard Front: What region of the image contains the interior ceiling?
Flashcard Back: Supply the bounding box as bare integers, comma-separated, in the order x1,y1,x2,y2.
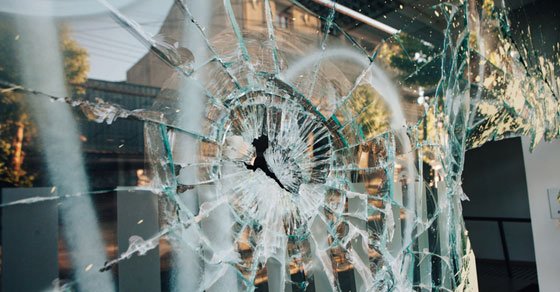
296,0,398,28
290,0,542,46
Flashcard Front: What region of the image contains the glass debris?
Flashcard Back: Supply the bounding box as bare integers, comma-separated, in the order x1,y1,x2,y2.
0,0,558,291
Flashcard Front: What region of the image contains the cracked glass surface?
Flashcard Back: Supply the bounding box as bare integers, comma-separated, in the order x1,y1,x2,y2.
0,0,558,291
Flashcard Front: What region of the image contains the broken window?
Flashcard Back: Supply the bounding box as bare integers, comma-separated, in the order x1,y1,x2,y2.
0,0,558,291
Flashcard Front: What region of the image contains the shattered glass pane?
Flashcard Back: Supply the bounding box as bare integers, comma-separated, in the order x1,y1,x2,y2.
0,0,558,291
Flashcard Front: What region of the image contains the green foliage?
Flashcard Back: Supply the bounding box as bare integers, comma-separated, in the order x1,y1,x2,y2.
347,85,391,140
378,33,441,87
0,16,21,84
0,16,89,186
60,26,90,92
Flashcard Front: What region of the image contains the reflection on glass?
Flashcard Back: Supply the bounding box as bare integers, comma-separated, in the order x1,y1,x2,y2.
0,0,557,291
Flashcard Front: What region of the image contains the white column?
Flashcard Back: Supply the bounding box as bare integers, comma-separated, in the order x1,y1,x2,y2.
521,138,560,291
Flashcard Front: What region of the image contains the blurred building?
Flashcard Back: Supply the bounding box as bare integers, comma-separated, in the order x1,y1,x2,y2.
127,1,321,87
78,79,159,188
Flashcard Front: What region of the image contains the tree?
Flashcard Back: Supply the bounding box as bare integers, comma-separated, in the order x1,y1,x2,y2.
60,26,90,92
0,15,89,186
376,33,441,88
345,84,391,140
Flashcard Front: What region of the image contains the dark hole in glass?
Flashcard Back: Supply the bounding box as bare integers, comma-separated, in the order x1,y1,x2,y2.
245,135,287,191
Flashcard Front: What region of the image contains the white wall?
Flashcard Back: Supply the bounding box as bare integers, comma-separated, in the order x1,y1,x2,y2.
521,137,560,292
